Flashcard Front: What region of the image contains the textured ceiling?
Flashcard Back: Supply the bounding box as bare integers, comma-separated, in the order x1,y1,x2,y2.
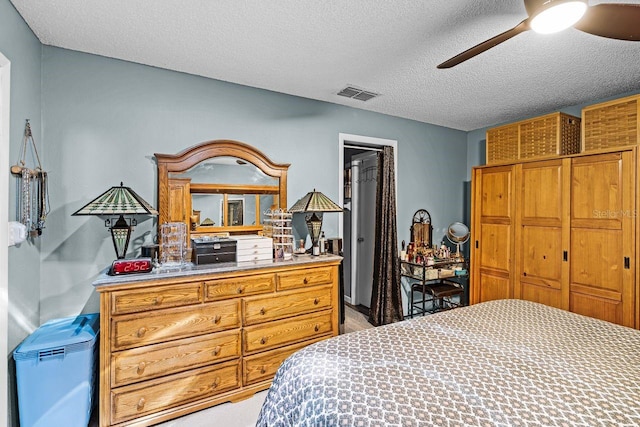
10,0,640,131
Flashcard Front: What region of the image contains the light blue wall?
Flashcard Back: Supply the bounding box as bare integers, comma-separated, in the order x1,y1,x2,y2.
1,0,42,350
39,47,469,322
1,0,42,423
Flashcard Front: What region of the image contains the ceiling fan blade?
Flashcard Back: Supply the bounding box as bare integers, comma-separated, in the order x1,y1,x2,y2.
574,3,640,41
438,19,530,69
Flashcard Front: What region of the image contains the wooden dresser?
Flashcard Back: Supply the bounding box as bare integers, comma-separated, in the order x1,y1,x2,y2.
93,255,342,427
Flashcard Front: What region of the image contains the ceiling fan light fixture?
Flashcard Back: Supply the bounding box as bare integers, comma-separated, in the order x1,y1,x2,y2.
530,0,588,34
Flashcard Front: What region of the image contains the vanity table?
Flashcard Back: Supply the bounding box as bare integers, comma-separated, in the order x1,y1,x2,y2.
94,255,341,427
400,258,469,317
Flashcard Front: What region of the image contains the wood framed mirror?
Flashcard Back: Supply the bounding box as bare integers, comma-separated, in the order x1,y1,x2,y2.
156,140,289,241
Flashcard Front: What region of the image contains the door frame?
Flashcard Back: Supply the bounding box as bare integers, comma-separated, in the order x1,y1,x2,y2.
0,50,11,424
338,133,397,305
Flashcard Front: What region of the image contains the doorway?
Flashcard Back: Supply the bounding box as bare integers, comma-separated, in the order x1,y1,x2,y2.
338,134,397,314
346,151,377,309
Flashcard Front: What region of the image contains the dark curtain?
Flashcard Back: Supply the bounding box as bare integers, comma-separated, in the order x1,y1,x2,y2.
368,146,404,326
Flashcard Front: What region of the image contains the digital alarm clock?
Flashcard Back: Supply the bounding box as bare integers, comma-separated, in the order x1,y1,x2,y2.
109,257,154,276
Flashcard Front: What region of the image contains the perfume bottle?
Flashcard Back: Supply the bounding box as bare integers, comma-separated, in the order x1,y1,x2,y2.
319,231,326,255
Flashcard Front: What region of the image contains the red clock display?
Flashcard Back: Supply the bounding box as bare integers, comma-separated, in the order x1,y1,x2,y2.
109,258,153,275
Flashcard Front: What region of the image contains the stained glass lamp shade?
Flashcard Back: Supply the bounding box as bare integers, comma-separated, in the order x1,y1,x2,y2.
73,183,158,259
289,189,342,247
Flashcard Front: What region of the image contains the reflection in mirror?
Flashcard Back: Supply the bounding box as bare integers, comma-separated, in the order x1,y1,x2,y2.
192,194,260,227
260,195,276,224
227,198,244,226
170,156,278,186
192,194,223,227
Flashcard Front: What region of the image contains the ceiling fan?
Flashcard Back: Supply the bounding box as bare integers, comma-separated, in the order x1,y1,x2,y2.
438,0,640,69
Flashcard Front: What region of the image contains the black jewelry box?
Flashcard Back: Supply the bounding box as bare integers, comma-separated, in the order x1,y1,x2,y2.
191,237,237,265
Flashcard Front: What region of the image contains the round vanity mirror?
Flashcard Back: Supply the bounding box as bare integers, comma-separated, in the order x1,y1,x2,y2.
446,222,470,259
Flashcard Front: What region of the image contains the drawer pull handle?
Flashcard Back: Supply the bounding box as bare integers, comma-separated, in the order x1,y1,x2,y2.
260,337,267,345
260,367,266,374
313,298,320,305
314,324,320,332
137,362,146,375
211,377,220,389
137,398,146,411
153,296,163,305
303,278,308,284
213,315,222,324
260,308,266,315
212,346,221,356
137,327,147,338
237,287,243,294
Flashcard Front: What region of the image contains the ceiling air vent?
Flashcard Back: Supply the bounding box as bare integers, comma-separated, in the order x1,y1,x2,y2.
337,86,379,102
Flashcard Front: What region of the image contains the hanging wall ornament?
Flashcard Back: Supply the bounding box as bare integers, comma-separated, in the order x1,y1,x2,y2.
11,119,50,237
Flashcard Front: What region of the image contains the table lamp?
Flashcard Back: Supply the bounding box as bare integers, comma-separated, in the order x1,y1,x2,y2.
289,189,342,249
73,183,158,259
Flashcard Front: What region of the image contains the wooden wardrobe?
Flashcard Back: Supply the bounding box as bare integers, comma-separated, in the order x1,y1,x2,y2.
471,148,637,328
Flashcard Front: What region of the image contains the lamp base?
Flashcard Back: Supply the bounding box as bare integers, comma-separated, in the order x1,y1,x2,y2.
110,215,132,259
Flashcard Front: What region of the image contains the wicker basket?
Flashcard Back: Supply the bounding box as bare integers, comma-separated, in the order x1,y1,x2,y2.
486,112,581,164
582,94,639,152
486,124,519,164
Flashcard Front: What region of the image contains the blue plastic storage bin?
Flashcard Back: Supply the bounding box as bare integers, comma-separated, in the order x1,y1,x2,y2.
13,313,99,427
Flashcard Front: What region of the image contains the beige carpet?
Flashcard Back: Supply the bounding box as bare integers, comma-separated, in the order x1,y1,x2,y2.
343,304,375,334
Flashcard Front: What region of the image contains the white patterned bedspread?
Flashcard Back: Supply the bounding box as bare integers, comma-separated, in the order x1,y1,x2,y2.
256,299,640,426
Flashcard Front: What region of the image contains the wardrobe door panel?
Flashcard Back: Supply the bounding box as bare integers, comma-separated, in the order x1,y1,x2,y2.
571,228,623,292
521,226,562,284
516,159,568,309
480,169,512,219
520,162,563,223
479,223,512,272
569,152,635,327
520,283,564,308
478,273,511,302
471,166,515,304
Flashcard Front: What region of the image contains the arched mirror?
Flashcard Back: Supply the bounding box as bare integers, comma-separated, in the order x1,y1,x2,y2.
411,209,433,248
156,140,289,241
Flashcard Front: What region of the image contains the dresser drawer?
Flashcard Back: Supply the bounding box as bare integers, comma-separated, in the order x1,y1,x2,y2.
236,249,273,263
243,310,333,354
111,362,240,424
111,282,203,315
234,236,273,250
112,331,241,387
277,266,333,291
204,273,276,301
112,301,240,350
243,285,332,325
243,336,326,386
195,252,236,265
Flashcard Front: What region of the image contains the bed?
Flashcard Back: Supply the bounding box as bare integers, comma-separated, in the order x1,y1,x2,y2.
256,299,640,426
